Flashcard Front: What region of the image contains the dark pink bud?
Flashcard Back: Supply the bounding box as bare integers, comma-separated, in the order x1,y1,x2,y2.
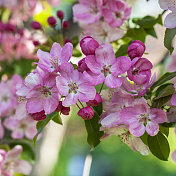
80,36,99,56
78,106,94,120
30,21,42,30
47,16,57,26
127,40,145,59
18,29,24,36
5,23,16,32
64,39,72,44
30,110,46,121
61,107,70,115
0,22,5,32
62,21,69,29
33,40,40,46
56,101,63,112
57,10,64,19
78,58,90,73
86,93,102,107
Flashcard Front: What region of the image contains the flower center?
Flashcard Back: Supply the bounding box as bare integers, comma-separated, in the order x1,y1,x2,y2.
1,95,9,103
41,86,52,97
49,56,59,69
19,123,27,130
132,68,141,75
101,65,111,77
68,82,78,94
138,114,149,125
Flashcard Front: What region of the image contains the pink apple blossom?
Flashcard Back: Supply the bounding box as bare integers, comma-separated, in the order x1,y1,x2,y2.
159,0,176,28
4,116,37,140
37,42,73,73
16,72,59,114
56,63,96,106
102,0,131,27
82,21,124,44
127,57,153,85
120,102,167,137
85,43,131,88
73,0,103,24
0,145,32,176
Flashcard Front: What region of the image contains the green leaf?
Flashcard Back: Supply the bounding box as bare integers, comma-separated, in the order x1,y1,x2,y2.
140,132,149,146
159,125,169,137
126,28,147,43
70,61,78,69
95,83,108,92
160,122,176,127
147,131,170,161
164,28,176,54
84,111,104,149
33,111,62,144
144,27,157,38
150,72,176,91
115,44,129,57
52,112,62,125
71,36,79,47
152,84,175,107
72,48,82,57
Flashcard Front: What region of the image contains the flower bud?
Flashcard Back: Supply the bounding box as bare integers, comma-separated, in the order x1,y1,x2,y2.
30,110,46,121
57,10,64,19
127,40,145,59
33,40,40,46
78,106,94,120
62,21,69,29
5,23,16,32
18,29,24,36
64,39,72,44
47,16,57,26
56,101,70,115
78,58,90,73
30,21,42,30
86,93,102,107
80,36,99,56
61,107,70,115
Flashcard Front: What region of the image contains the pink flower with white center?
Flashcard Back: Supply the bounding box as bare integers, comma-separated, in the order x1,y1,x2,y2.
82,21,124,44
17,72,59,114
102,0,131,27
127,57,153,85
100,125,149,155
85,43,131,88
0,145,32,176
56,63,96,106
73,0,103,24
120,102,167,137
159,0,176,28
4,116,37,140
122,73,156,97
37,42,73,73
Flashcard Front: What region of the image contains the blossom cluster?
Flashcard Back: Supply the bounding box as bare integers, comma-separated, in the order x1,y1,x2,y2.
73,0,131,43
16,36,168,156
0,74,38,140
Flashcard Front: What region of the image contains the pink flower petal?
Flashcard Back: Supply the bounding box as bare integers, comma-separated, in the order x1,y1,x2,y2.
146,121,159,136
60,42,73,63
105,74,122,88
149,108,167,123
26,98,43,113
6,145,22,160
164,12,176,29
129,123,145,137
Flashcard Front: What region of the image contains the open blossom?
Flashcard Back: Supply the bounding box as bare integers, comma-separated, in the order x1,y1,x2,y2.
85,43,131,88
159,0,176,28
82,21,124,44
122,73,156,97
56,63,96,106
100,125,149,155
127,57,153,85
4,116,37,140
120,102,167,137
37,42,73,73
73,0,103,24
102,0,131,27
16,72,59,114
0,145,32,176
